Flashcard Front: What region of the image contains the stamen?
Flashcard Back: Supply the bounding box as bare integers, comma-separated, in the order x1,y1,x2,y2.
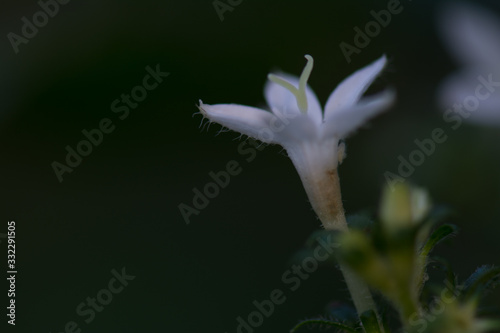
268,54,314,113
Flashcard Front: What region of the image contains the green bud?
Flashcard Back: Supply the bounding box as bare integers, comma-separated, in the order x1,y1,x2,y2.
338,231,395,295
380,182,431,230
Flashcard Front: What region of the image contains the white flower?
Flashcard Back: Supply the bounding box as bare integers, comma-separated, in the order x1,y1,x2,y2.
438,2,500,125
199,55,394,229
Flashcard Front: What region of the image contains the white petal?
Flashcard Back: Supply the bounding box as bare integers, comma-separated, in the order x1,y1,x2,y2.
284,138,340,209
271,114,320,144
439,2,500,67
324,55,387,118
198,101,280,143
438,69,500,126
284,139,340,189
264,73,323,125
322,90,395,139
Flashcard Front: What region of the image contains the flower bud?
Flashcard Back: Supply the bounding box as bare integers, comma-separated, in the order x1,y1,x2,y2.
380,182,431,230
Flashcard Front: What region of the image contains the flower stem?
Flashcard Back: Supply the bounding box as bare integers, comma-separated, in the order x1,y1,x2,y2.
328,211,381,330
304,168,382,331
338,261,379,317
396,289,420,329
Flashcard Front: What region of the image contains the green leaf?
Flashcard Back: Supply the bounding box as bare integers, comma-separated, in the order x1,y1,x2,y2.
462,265,500,300
290,318,357,333
419,257,459,308
338,231,397,296
360,310,383,333
420,224,458,258
431,256,458,292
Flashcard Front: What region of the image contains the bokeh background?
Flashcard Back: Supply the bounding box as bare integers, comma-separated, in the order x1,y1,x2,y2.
1,0,499,331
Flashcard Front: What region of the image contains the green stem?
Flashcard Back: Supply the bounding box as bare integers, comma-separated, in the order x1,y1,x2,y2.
397,290,420,329
313,169,383,332
339,262,379,316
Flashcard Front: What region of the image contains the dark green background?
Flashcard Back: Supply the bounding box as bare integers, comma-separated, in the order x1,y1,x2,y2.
0,0,499,332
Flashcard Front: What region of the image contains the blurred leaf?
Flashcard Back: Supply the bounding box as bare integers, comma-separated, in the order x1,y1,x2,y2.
346,212,374,231
420,257,458,308
420,224,458,258
360,310,383,333
462,265,500,301
414,225,457,300
431,256,458,292
290,318,357,333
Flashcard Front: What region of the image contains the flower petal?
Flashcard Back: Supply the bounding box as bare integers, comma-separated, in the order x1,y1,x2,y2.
439,2,500,67
198,101,279,143
264,73,323,125
271,113,320,144
438,69,500,126
284,138,340,190
324,55,387,118
322,89,395,139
